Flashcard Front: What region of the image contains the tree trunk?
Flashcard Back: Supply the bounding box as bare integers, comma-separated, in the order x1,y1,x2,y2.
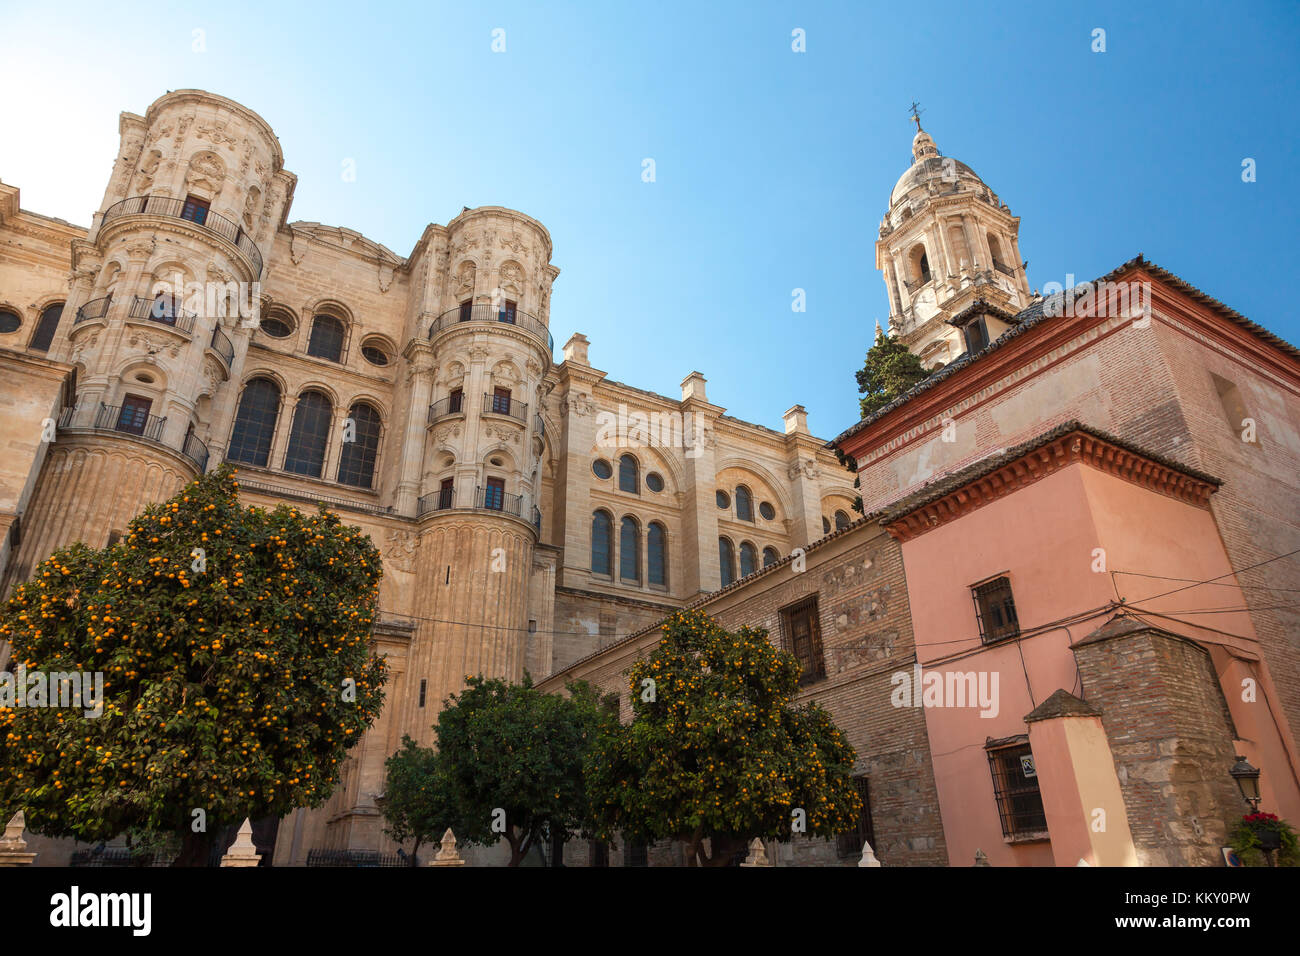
173,828,216,867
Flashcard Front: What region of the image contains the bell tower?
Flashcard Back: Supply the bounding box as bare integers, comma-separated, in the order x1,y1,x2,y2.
875,110,1032,369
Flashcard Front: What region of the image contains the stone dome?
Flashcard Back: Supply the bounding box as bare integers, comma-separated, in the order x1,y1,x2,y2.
889,129,987,208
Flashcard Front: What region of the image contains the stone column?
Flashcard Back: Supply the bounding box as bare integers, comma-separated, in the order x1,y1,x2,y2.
782,406,828,546
679,372,723,597
395,343,436,516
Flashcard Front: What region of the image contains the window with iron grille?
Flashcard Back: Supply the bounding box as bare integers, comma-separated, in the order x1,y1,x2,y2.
336,402,382,488
972,575,1020,644
836,775,875,858
227,377,281,467
307,314,345,362
624,842,648,867
986,739,1046,839
780,595,826,686
283,390,333,478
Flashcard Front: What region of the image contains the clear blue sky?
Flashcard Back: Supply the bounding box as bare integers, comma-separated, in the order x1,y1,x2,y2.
3,1,1297,438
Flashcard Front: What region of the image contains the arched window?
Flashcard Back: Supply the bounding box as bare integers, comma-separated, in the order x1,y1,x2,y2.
620,516,640,583
735,485,753,522
719,537,735,587
648,522,667,587
762,547,779,568
619,454,639,494
226,377,281,467
29,303,63,352
988,233,1004,267
739,542,757,578
834,510,851,531
307,314,345,362
283,390,333,477
822,516,831,535
591,510,613,576
337,402,382,488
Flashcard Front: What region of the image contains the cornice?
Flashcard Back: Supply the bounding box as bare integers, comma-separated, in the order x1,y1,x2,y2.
880,425,1220,543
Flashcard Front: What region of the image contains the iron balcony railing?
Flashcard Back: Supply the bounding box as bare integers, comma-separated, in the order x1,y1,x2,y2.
181,431,210,473
236,477,393,516
102,196,264,278
129,296,197,335
427,303,553,354
482,393,527,422
75,296,112,324
210,325,234,366
417,484,528,521
992,259,1017,278
427,394,465,424
904,274,932,294
534,413,545,437
94,402,168,442
417,486,456,516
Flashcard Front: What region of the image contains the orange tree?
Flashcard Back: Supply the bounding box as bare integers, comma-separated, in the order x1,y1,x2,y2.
586,609,861,866
0,464,386,865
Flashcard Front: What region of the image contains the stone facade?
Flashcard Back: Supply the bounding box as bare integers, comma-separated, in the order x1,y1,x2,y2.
0,89,856,862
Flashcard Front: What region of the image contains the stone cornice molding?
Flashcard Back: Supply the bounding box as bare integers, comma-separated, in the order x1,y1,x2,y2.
881,427,1220,543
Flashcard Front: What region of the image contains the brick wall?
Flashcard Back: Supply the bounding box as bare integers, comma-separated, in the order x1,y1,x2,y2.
1074,623,1243,866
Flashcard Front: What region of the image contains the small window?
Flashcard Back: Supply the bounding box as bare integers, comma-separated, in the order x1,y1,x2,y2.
719,537,735,587
458,300,473,322
448,388,464,414
822,516,831,534
0,310,21,334
618,455,638,494
759,501,775,521
987,739,1047,839
361,344,389,366
762,546,779,568
491,387,512,416
419,679,427,708
28,303,63,352
973,575,1020,644
437,477,454,510
781,595,826,686
620,516,640,583
648,522,667,587
592,458,613,480
836,776,875,858
739,542,757,577
498,299,517,324
484,477,506,511
834,510,850,531
645,472,664,493
115,394,153,436
260,316,292,338
180,194,211,225
715,490,730,510
591,511,612,575
1211,373,1257,445
735,486,753,522
963,318,990,354
307,314,345,363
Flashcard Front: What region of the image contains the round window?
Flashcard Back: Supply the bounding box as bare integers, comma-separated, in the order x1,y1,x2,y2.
592,459,613,480
716,490,730,509
260,317,292,338
361,345,389,366
759,501,775,520
646,472,664,492
0,310,20,334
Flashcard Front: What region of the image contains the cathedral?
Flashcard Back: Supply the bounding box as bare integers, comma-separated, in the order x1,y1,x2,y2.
3,90,1298,867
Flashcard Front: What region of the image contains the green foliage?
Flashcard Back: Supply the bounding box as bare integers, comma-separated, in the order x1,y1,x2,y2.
382,676,615,865
0,464,387,851
855,327,929,419
382,735,453,854
1230,812,1299,867
586,609,861,866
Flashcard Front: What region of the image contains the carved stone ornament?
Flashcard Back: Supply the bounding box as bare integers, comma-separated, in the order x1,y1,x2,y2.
290,230,308,266
384,530,417,573
378,262,394,293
